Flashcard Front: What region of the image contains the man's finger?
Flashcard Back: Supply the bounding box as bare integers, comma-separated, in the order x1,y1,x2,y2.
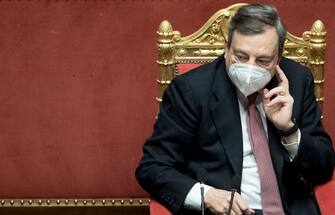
233,193,251,215
264,86,286,99
275,65,289,86
242,208,255,215
261,88,271,106
232,201,242,215
265,95,288,107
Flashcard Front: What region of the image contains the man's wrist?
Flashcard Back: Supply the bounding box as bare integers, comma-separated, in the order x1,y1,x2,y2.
277,118,298,137
184,183,213,210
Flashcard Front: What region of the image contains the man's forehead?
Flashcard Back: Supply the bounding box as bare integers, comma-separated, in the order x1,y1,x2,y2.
229,27,279,54
231,26,278,40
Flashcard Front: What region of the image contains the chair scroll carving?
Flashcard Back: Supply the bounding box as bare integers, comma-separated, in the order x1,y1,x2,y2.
156,3,327,118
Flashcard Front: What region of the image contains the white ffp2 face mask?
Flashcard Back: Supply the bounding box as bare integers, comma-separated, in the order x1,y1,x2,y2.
227,63,272,97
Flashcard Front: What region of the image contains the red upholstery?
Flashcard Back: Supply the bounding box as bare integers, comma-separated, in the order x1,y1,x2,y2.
177,64,201,75
150,199,172,215
316,176,335,215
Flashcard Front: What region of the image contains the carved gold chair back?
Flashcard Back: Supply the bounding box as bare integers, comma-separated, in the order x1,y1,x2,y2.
156,3,326,118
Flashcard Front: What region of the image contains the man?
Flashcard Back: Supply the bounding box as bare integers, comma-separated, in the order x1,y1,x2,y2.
136,4,334,215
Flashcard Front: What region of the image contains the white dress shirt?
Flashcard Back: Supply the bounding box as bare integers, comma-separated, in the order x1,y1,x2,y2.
184,94,300,210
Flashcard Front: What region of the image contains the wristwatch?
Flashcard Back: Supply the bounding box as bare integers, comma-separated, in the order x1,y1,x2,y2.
277,117,298,137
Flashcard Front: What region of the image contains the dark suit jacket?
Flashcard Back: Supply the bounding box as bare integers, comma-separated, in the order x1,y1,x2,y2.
136,56,335,215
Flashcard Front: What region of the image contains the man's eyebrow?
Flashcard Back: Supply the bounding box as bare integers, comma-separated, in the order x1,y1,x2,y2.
256,49,278,59
233,48,277,59
257,56,273,60
257,55,277,61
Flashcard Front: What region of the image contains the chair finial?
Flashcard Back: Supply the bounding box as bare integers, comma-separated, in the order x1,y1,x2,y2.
158,20,173,34
311,20,326,34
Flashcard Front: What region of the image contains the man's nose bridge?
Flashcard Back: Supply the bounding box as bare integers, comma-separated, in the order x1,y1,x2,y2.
247,57,258,67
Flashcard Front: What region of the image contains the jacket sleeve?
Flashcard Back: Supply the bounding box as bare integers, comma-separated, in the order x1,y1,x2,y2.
292,69,334,186
135,76,199,213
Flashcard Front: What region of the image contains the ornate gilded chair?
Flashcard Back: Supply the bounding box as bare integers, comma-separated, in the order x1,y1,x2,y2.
151,3,329,215
156,3,326,117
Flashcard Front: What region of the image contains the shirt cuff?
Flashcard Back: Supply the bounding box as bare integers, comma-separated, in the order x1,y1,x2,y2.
281,129,301,161
184,182,213,210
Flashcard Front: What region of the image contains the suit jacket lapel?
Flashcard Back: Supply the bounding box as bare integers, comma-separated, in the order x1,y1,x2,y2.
210,59,243,176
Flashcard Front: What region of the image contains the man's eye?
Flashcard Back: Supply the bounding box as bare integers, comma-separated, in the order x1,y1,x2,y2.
236,55,248,61
257,60,271,66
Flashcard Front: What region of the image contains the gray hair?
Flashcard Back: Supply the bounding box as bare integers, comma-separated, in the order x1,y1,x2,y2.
227,4,287,57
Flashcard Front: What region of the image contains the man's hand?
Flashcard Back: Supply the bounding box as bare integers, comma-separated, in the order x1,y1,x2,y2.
261,65,294,130
204,188,254,215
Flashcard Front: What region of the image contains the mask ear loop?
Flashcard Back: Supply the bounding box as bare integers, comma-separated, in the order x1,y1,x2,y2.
276,53,282,64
